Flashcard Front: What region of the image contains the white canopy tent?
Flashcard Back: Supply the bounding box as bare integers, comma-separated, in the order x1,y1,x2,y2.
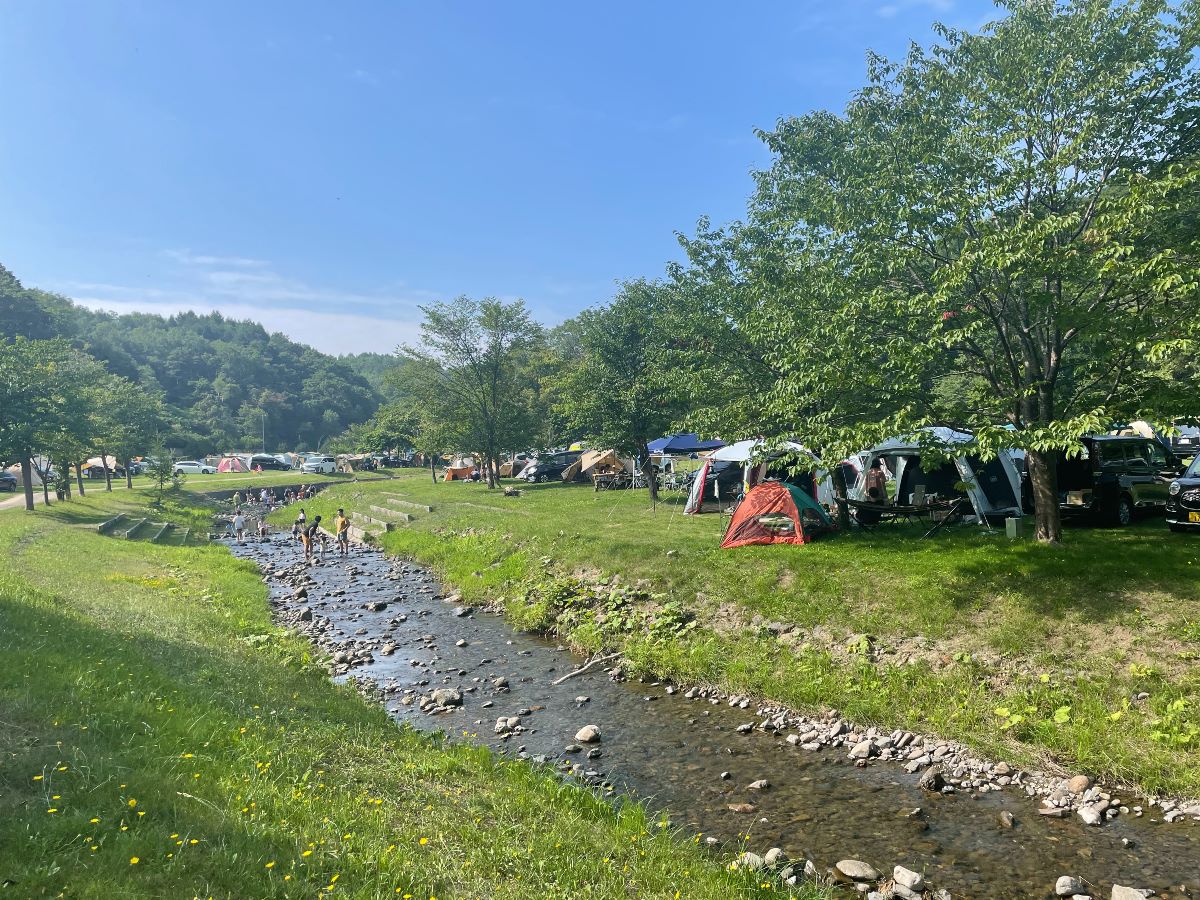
685,439,835,514
849,427,1024,522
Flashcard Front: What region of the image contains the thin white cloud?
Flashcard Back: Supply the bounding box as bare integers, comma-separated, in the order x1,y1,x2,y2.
53,251,440,355
69,293,422,356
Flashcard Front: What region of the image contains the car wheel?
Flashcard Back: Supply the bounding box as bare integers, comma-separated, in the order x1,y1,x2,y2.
203,468,213,475
1116,494,1134,527
537,474,548,483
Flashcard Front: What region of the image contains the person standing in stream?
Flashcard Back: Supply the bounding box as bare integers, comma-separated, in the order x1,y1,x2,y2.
333,507,350,556
302,515,322,562
293,507,306,542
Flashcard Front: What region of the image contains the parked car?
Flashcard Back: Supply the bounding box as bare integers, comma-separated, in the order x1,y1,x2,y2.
1050,435,1182,527
173,460,215,475
127,460,146,476
248,454,291,471
300,455,337,474
82,463,126,479
1166,454,1200,533
521,451,583,483
0,471,18,492
375,455,404,468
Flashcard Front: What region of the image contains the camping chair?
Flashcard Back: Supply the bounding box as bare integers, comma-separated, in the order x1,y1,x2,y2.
921,496,969,538
846,498,905,530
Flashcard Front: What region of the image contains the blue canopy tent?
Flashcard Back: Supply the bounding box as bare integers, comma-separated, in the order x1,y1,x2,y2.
646,433,725,454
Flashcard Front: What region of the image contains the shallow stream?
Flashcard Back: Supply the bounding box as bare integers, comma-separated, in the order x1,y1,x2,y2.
231,537,1200,899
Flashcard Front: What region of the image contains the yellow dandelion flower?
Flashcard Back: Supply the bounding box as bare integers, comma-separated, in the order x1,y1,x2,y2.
90,818,100,824
265,861,275,869
32,775,43,781
130,856,140,865
47,808,58,814
128,799,137,808
419,837,428,846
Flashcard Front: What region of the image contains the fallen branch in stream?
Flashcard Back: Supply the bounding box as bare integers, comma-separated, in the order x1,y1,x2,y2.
550,652,621,686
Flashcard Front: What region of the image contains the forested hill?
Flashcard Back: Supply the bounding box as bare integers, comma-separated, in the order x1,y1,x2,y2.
0,264,381,455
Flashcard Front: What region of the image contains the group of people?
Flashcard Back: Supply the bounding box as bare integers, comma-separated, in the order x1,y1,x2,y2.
290,505,352,562
228,506,269,544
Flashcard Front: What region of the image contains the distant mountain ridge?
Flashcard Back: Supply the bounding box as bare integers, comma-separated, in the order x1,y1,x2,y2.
0,263,381,456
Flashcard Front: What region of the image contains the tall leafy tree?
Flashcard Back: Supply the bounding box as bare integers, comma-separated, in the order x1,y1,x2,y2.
401,298,545,488
555,280,685,502
685,0,1200,542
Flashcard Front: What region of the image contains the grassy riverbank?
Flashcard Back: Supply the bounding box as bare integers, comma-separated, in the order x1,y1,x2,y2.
0,490,825,898
280,472,1200,801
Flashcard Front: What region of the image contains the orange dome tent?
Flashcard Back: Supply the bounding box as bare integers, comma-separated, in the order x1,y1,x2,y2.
720,481,834,549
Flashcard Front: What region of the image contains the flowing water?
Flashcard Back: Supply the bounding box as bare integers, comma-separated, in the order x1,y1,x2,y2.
231,536,1200,899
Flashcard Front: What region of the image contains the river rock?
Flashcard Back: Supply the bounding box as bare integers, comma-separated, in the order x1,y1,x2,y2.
452,606,472,617
1078,801,1108,826
918,766,946,792
835,860,879,882
431,688,462,707
492,676,509,689
998,810,1016,829
735,852,765,870
894,866,924,891
1055,875,1085,896
848,739,873,760
748,779,770,790
1110,887,1148,900
763,847,786,868
727,802,756,814
575,724,602,743
1067,774,1092,793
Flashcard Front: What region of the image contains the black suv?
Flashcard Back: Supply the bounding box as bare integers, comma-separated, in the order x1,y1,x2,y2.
1055,436,1181,526
521,451,583,483
249,454,291,471
1166,454,1200,533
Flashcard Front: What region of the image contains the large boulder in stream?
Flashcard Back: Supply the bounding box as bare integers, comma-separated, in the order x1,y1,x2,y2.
574,724,602,743
431,688,462,707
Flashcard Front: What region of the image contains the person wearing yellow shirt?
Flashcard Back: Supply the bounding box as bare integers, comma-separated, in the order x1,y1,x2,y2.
334,507,351,556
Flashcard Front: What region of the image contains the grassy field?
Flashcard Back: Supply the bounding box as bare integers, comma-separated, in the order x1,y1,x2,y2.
0,488,825,899
279,472,1200,800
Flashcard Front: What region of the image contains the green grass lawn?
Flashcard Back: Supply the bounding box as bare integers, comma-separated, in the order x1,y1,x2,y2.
277,472,1200,800
0,489,824,899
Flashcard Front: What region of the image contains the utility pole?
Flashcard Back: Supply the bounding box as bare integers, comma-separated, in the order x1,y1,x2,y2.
261,411,266,453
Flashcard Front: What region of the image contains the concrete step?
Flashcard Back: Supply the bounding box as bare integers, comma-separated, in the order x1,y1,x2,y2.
368,504,412,522
350,512,394,531
97,513,126,534
381,493,433,512
121,518,149,540
150,522,174,543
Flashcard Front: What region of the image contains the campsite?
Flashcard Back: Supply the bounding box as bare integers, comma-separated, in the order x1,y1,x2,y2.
4,0,1200,897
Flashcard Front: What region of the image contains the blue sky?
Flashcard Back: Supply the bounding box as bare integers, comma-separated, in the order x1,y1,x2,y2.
0,0,998,355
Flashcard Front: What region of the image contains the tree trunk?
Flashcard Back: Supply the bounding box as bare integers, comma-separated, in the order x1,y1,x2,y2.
430,456,437,484
41,466,50,505
640,442,659,503
76,462,85,496
103,453,113,492
831,463,850,531
1025,449,1062,544
125,458,133,490
21,455,34,511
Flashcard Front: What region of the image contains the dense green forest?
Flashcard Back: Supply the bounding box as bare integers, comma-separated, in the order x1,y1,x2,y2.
0,264,380,456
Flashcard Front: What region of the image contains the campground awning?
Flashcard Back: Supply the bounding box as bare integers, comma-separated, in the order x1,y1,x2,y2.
646,433,725,454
